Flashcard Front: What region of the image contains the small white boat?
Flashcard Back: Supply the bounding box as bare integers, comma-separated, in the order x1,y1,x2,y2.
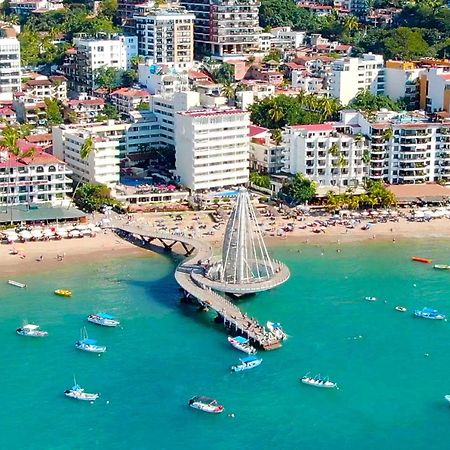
8,280,27,288
227,336,257,354
188,396,224,414
64,378,99,402
16,324,48,337
445,395,450,403
266,321,287,340
231,355,263,372
365,296,377,302
75,327,106,353
87,313,120,327
395,306,407,312
301,374,337,389
434,264,450,270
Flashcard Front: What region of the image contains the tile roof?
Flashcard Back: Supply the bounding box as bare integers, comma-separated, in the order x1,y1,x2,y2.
289,123,334,132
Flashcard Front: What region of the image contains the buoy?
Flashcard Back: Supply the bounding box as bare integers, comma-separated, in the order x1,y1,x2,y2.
413,284,417,287
106,400,110,404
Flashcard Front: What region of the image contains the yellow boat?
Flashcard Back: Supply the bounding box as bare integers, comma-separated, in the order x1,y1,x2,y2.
54,289,72,297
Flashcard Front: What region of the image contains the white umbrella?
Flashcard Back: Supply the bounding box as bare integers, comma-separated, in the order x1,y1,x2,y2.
43,229,54,238
31,229,43,239
69,230,81,238
361,211,369,217
19,230,32,240
7,233,18,242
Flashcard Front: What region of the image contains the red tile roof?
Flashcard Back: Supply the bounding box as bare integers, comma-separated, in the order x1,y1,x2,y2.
290,123,334,132
249,124,269,137
67,98,105,106
24,133,52,143
111,87,150,98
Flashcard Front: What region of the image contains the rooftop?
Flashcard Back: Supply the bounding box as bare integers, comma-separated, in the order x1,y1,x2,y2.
0,205,85,224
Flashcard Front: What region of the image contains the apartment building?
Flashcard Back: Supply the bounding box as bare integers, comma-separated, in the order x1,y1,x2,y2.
249,125,284,174
283,123,367,188
138,63,189,95
10,0,63,15
0,146,72,206
384,60,422,109
110,87,151,113
118,0,142,32
63,34,137,93
179,0,260,56
0,34,21,101
134,3,195,68
174,108,250,191
329,53,384,105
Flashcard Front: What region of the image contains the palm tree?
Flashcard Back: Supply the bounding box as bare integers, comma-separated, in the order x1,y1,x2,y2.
333,153,347,194
343,15,360,34
382,128,394,142
221,81,236,103
268,104,284,128
318,97,337,121
271,128,283,146
130,55,145,69
69,136,95,208
354,132,365,146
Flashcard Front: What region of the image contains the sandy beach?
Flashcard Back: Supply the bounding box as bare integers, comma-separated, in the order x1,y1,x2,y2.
2,209,450,276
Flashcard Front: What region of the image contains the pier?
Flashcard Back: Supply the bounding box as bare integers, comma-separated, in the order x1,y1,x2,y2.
111,188,290,350
113,223,283,349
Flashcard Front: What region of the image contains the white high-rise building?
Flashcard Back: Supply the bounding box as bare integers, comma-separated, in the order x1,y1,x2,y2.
329,53,384,105
134,3,195,68
283,123,367,188
0,35,21,101
174,109,250,191
65,34,138,93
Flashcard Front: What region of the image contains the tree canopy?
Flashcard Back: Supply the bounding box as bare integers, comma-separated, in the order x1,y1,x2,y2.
348,90,403,112
281,173,317,204
74,183,120,212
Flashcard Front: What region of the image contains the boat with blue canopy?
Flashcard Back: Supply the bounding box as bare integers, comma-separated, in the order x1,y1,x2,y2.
267,321,287,340
75,327,107,353
301,373,337,389
414,307,446,320
87,312,120,327
227,336,257,354
64,377,99,402
231,355,263,372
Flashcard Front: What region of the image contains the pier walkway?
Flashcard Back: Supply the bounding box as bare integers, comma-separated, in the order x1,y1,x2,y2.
111,221,282,350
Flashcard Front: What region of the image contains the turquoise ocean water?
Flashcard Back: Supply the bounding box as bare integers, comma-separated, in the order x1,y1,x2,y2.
1,240,450,449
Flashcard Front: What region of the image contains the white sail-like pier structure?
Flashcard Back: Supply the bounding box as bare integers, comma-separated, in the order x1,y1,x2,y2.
194,188,290,294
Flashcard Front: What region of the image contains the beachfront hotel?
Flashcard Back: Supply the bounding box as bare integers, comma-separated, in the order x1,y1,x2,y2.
174,108,250,191
0,146,72,206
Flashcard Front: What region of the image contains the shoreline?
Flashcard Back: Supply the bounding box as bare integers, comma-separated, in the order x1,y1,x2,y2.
2,220,450,277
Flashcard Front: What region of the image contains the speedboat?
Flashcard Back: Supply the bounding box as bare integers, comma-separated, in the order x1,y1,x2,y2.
16,324,48,337
445,395,450,403
54,289,72,297
231,355,263,372
395,306,407,312
64,380,99,402
266,321,287,340
8,280,27,288
365,296,377,302
227,336,257,354
301,374,337,389
75,327,106,353
188,396,224,414
434,264,450,270
87,313,120,327
414,307,446,320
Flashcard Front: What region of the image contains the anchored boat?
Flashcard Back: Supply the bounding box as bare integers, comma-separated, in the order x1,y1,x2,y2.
231,355,263,372
188,396,224,414
87,313,120,327
8,280,26,288
365,296,377,302
414,307,446,320
16,324,48,337
75,327,106,353
64,378,99,402
228,336,257,354
434,264,450,270
411,257,432,263
266,321,287,340
395,306,407,312
301,374,337,389
54,289,72,297
445,395,450,403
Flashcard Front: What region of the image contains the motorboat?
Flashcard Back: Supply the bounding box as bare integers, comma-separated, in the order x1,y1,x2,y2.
8,280,27,288
266,321,287,340
75,327,106,353
87,312,120,327
365,296,377,302
445,395,450,403
54,289,72,297
301,374,337,389
231,355,263,372
411,257,432,263
227,336,257,354
414,307,446,320
188,396,224,414
16,324,48,337
395,306,407,312
64,379,99,402
434,264,450,270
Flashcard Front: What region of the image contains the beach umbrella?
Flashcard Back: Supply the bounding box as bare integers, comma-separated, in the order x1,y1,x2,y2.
55,228,68,237
6,233,18,242
31,229,43,239
43,229,54,238
69,230,81,238
19,230,32,240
